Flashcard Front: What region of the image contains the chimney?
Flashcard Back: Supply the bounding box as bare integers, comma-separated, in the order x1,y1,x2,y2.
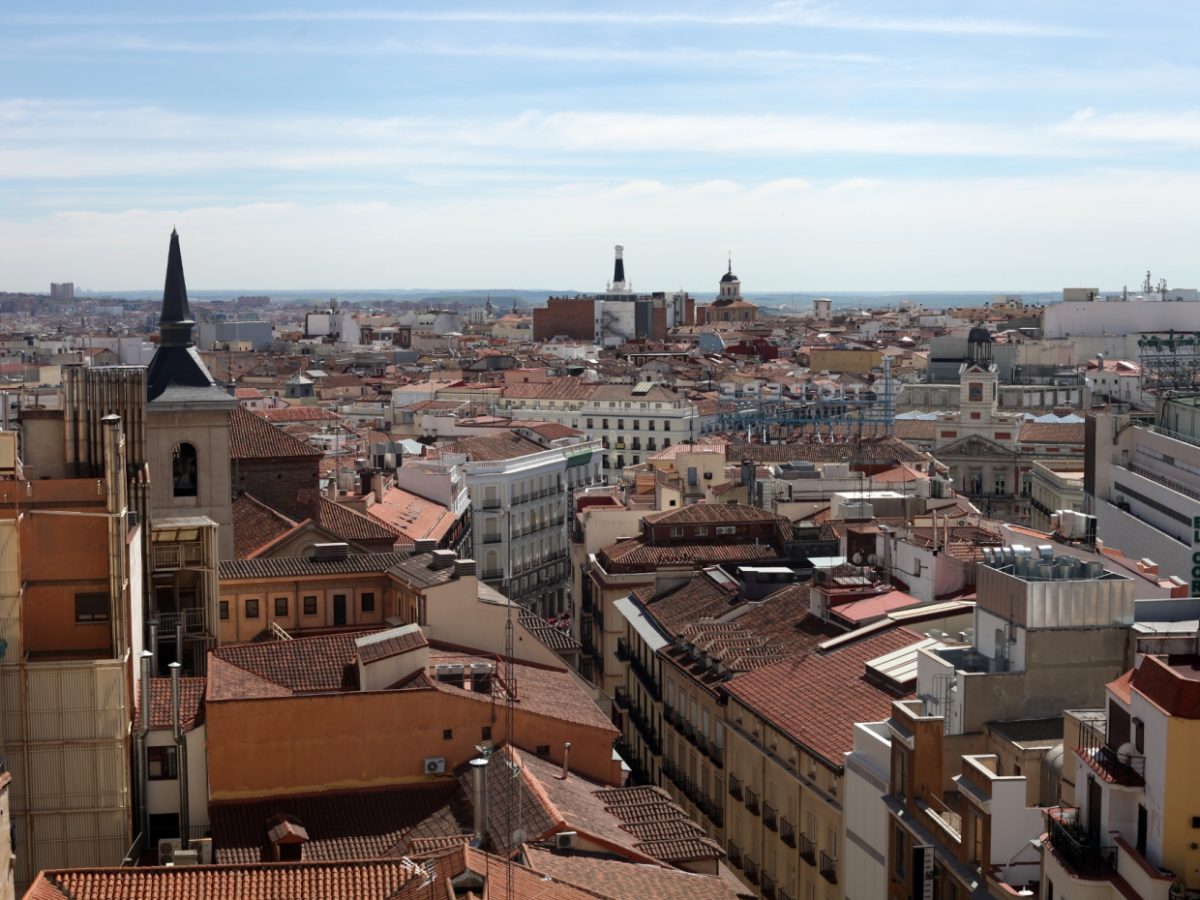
413,538,437,554
612,245,626,289
559,742,571,780
454,558,476,578
430,549,456,570
470,757,489,849
371,471,385,504
138,650,153,843
170,661,190,850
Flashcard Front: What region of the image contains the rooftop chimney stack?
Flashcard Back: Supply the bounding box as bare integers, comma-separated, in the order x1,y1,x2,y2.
559,741,571,780
611,245,628,293
470,757,489,850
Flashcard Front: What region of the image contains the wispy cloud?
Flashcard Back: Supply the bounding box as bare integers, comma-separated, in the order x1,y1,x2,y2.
0,3,1097,38
12,99,1200,182
1,171,1194,292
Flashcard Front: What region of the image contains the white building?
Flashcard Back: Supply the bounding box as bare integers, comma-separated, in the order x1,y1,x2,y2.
842,721,892,900
433,427,603,617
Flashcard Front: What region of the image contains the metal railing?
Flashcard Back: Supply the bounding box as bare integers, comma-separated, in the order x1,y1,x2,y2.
615,638,631,661
799,833,816,864
613,686,631,709
1077,718,1145,786
628,652,661,701
762,802,777,831
155,607,208,634
744,786,760,816
1045,807,1116,877
780,817,796,848
819,851,837,884
728,774,743,801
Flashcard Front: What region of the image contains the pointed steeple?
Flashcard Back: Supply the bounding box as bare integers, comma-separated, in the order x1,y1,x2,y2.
159,229,195,348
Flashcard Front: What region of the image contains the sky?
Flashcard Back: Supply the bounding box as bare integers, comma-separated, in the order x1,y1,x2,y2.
2,1,1200,293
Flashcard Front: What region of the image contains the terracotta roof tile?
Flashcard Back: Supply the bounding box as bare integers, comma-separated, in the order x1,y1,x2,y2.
219,550,413,582
230,406,324,459
440,431,547,461
365,488,456,545
722,626,922,768
210,783,469,863
259,406,343,423
134,677,205,732
1017,420,1085,444
231,493,300,559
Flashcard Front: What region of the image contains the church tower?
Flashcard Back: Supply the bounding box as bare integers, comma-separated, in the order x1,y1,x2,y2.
958,326,999,420
145,230,236,560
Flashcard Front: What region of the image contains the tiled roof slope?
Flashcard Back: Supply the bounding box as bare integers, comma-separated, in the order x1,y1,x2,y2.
440,431,546,461
600,538,777,572
23,860,418,900
643,502,785,525
134,677,205,732
230,406,323,459
722,626,922,768
523,846,746,900
317,496,403,545
219,550,412,581
231,493,299,559
209,630,368,697
210,783,469,863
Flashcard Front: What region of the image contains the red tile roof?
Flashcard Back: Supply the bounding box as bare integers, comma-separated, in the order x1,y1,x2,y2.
317,496,403,546
1017,420,1085,444
229,407,324,459
599,538,777,573
365,487,456,545
231,493,300,559
259,406,343,423
209,631,366,697
440,431,547,461
643,502,786,526
210,782,468,863
722,626,922,768
133,676,205,732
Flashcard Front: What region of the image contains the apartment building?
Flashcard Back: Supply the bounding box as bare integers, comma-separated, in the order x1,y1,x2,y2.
882,699,1044,899
491,381,700,475
1088,394,1200,588
721,626,926,899
1042,652,1200,899
584,503,791,695
434,426,602,616
1026,459,1086,532
0,422,140,887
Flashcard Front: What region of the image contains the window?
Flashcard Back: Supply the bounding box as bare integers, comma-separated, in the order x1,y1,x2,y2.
303,596,317,615
361,592,376,613
617,419,624,430
245,598,260,619
219,600,229,620
536,744,551,756
602,418,609,429
663,421,671,431
587,418,593,429
894,825,906,877
443,729,453,740
147,745,178,780
75,592,109,623
172,442,198,498
482,726,492,741
274,597,288,617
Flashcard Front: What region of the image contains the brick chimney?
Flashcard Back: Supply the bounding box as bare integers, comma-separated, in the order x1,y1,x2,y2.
430,549,456,570
454,558,476,578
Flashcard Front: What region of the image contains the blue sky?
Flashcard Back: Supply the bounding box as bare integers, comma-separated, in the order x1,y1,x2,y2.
2,1,1200,292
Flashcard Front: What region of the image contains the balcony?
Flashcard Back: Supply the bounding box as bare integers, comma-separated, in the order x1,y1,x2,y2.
761,874,777,900
615,638,631,662
151,541,210,570
628,652,661,701
1045,806,1116,878
744,786,760,816
728,842,742,869
819,851,837,884
743,856,759,886
799,833,816,865
762,802,777,831
1076,719,1145,787
613,686,631,709
682,720,697,745
706,742,724,768
480,499,502,510
479,568,505,581
728,774,743,801
780,817,796,848
481,533,503,544
156,606,209,635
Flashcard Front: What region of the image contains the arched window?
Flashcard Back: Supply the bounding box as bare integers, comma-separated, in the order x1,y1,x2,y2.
172,443,198,498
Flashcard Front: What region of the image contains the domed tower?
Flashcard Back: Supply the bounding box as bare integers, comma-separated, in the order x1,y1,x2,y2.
718,257,741,301
967,326,994,366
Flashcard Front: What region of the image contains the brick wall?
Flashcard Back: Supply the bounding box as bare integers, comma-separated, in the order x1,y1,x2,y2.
533,298,595,341
234,456,321,521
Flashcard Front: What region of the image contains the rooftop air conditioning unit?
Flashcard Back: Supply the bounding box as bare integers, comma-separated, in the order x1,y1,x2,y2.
424,756,446,775
158,838,182,866
555,831,579,850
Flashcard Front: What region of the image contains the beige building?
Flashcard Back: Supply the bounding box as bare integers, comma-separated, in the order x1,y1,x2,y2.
1027,459,1085,532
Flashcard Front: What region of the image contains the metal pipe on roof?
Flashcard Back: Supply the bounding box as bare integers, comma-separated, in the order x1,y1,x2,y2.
170,661,190,850
470,757,489,850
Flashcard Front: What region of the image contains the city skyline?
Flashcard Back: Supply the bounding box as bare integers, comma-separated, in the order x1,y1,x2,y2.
3,1,1199,291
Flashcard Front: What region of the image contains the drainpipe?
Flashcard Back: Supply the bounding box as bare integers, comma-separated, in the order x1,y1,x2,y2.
170,661,190,849
138,650,153,847
148,622,158,675
469,757,489,850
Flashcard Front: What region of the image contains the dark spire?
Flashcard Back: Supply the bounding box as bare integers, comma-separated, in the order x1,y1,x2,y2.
160,229,195,348
613,244,626,287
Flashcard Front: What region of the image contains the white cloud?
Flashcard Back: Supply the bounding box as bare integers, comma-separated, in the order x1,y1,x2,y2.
2,172,1196,292
1053,107,1200,144
0,5,1096,38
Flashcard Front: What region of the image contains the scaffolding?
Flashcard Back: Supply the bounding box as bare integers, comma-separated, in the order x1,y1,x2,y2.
1137,331,1200,396
714,357,896,439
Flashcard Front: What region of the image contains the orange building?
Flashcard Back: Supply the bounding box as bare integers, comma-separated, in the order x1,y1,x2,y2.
203,625,621,801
